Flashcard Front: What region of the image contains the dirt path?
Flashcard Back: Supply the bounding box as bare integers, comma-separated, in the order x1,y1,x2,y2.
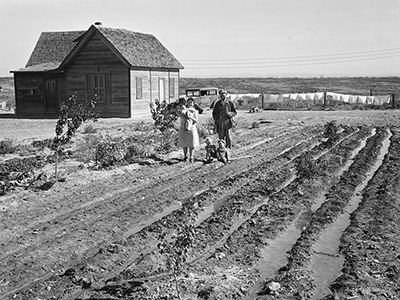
1,110,400,299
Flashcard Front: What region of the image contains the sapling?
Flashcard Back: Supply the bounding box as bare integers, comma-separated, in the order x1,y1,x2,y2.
323,120,340,147
157,202,198,300
52,93,99,179
149,99,179,151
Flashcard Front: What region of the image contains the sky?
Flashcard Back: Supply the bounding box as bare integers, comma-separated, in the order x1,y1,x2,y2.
1,0,400,78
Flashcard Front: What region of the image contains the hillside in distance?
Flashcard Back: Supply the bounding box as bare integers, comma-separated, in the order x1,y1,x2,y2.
0,77,14,90
180,77,400,96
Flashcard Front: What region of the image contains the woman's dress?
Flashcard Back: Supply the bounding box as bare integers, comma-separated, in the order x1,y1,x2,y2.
177,107,200,148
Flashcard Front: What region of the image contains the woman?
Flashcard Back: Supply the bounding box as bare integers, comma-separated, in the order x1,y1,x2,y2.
177,97,200,162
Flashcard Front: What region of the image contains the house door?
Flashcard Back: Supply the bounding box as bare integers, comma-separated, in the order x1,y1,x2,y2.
45,79,57,113
158,78,165,101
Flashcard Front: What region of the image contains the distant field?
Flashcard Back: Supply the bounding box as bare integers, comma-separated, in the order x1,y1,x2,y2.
2,76,400,109
180,76,400,96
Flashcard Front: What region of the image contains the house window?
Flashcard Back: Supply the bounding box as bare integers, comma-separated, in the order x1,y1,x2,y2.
89,74,105,102
19,81,41,97
136,77,143,99
169,78,175,98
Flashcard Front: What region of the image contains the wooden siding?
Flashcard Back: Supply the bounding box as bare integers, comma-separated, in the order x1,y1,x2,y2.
130,69,180,118
130,70,150,117
14,73,67,117
66,34,130,118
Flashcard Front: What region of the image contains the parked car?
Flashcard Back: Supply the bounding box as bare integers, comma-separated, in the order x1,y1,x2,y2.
185,87,219,109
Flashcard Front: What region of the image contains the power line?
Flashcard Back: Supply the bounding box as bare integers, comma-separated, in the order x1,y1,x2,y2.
181,47,400,62
184,51,400,66
184,53,400,69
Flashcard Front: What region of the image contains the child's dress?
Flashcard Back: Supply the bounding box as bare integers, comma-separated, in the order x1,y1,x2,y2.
185,107,196,131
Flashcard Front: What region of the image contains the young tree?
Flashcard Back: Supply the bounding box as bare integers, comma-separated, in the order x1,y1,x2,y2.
157,202,198,299
53,93,99,179
149,99,179,134
149,99,180,151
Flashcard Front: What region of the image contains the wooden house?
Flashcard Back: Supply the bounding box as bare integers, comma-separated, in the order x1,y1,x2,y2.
11,23,184,118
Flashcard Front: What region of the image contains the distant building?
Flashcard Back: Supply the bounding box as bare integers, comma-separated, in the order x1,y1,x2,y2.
11,23,184,118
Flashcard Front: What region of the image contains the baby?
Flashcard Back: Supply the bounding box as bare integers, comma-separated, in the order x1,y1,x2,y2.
184,106,196,131
216,139,230,164
178,98,196,131
204,137,218,163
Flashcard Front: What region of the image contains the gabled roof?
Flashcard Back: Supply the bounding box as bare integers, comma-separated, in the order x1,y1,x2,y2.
95,26,183,69
13,25,183,73
23,31,85,71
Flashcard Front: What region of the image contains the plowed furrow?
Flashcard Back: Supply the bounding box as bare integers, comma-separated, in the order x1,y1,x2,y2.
257,127,390,298
0,126,320,298
328,129,400,298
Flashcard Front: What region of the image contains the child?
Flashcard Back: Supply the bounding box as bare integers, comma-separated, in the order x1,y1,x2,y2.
204,137,218,163
184,105,197,131
216,139,230,164
178,98,196,131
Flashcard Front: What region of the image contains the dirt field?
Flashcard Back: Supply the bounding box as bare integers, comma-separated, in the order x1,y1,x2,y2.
1,109,400,300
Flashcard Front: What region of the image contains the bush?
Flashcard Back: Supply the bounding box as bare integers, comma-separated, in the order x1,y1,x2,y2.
323,120,340,147
0,138,16,154
31,139,54,150
156,128,179,153
150,99,179,134
124,133,156,162
295,152,319,182
82,124,97,134
15,144,36,156
72,134,103,163
95,135,126,168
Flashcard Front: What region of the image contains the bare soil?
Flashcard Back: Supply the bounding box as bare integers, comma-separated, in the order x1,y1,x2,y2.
1,109,400,300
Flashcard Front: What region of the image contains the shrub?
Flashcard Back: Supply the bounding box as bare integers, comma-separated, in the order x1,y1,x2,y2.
156,128,179,153
15,144,36,156
295,152,319,182
150,99,179,134
31,139,54,150
0,138,16,154
95,135,126,168
323,120,340,147
82,124,97,134
72,134,103,163
124,133,156,162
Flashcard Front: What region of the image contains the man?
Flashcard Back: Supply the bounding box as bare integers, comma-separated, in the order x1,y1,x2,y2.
212,89,237,149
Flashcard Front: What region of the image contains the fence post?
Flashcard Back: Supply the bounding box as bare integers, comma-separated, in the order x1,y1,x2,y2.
391,94,395,109
323,92,327,108
260,93,264,109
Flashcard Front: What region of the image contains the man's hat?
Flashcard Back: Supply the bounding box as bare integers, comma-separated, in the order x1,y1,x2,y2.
219,89,227,95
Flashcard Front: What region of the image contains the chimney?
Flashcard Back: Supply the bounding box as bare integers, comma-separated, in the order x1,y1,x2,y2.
94,22,102,26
